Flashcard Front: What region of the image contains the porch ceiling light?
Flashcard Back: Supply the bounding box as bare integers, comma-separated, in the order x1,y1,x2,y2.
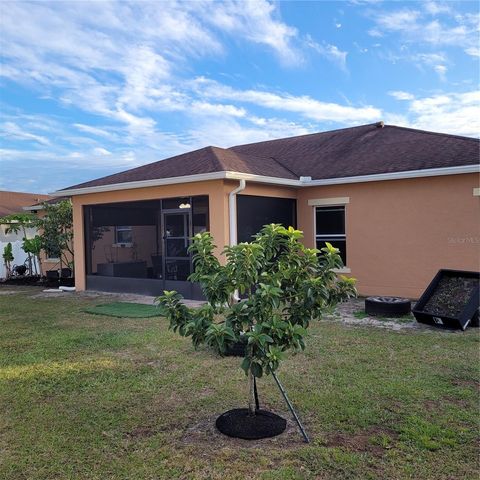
179,202,191,209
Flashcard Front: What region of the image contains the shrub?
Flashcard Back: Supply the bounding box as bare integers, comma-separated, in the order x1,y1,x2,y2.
156,224,356,414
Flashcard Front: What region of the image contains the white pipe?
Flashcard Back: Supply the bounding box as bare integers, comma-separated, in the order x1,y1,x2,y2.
228,179,246,302
228,179,246,246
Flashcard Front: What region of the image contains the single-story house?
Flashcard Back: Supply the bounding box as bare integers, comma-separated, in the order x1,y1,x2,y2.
52,122,480,300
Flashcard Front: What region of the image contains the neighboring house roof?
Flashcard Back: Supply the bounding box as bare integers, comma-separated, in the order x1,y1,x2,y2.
24,196,70,211
0,191,51,217
59,123,480,193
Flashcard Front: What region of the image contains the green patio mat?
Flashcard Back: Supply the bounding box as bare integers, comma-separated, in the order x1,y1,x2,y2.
83,302,163,318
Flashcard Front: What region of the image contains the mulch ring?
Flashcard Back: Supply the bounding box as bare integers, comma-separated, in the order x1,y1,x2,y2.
182,409,305,449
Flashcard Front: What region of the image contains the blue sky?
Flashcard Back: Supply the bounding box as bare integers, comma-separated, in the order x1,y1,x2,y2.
0,0,479,194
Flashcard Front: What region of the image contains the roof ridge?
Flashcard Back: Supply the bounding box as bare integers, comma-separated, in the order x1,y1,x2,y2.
387,125,480,142
207,145,231,171
267,155,299,177
231,122,379,150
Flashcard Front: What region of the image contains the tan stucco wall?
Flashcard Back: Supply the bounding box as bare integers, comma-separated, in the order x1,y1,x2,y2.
297,173,480,298
227,180,297,200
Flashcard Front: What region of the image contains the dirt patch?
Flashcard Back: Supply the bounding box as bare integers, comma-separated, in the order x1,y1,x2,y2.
325,426,398,456
422,399,439,411
452,379,480,391
326,298,419,331
424,276,478,318
124,426,157,439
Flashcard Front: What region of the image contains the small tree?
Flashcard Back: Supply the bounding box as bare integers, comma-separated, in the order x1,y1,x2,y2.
2,242,14,279
22,235,43,276
156,224,356,421
36,200,74,276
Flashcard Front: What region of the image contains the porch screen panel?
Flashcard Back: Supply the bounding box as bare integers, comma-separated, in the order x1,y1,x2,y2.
236,195,296,243
84,200,161,279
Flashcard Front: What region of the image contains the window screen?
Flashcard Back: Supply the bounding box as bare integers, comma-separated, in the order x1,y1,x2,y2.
237,195,296,243
315,206,347,265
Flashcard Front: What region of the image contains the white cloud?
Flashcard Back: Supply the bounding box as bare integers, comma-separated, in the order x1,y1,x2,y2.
190,102,247,117
389,90,480,138
423,1,452,16
434,64,447,80
0,0,302,139
305,36,348,71
380,50,449,76
0,122,51,145
465,47,480,57
388,91,415,101
187,115,312,149
204,0,300,65
73,124,114,139
192,78,381,123
374,9,422,31
369,7,479,57
93,147,112,156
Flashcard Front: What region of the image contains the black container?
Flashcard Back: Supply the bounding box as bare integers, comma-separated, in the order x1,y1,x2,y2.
60,268,72,278
413,269,480,331
46,270,59,279
224,339,247,357
59,277,75,287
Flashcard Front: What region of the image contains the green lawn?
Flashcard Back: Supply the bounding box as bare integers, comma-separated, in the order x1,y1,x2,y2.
1,288,479,480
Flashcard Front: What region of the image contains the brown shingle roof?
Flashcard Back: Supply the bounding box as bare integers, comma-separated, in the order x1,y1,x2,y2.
25,196,70,210
0,191,51,217
63,123,479,190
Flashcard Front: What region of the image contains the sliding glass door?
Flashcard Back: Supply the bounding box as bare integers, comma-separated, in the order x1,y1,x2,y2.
163,212,191,281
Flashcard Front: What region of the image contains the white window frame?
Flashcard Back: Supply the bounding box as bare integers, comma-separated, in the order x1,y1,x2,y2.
114,226,133,247
311,197,350,273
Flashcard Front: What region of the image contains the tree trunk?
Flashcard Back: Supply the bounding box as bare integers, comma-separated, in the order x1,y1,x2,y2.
248,370,256,416
37,255,43,277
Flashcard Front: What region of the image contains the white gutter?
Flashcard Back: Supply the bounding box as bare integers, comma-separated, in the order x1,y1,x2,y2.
306,164,479,186
228,179,246,246
223,171,300,187
49,171,229,196
23,205,43,211
50,164,479,196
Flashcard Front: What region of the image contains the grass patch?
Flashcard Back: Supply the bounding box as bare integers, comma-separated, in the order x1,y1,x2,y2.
1,287,479,479
353,310,368,319
83,301,163,318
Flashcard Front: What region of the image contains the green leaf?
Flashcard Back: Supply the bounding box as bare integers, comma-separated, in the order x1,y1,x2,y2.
240,357,251,374
251,362,263,378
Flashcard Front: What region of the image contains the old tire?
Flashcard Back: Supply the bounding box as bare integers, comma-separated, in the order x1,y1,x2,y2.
365,296,411,317
216,408,286,440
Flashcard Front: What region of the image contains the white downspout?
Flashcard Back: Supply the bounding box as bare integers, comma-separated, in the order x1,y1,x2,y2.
228,179,246,246
228,179,246,302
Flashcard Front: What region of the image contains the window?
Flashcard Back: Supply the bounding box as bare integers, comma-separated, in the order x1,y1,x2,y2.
315,206,347,265
114,226,132,245
46,244,61,261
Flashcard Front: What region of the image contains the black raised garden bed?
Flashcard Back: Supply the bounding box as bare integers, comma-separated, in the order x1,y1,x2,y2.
413,269,479,330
